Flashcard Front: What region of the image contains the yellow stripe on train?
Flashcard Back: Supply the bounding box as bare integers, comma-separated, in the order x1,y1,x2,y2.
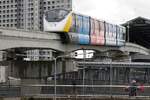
63,14,72,32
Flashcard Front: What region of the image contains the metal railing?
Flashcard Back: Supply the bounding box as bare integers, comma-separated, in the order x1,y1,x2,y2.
1,83,150,97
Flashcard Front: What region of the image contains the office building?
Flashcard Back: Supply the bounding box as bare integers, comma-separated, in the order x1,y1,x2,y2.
0,0,72,31
0,0,72,61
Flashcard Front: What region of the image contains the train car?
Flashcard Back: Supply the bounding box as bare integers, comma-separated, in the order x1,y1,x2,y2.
90,19,105,45
43,9,126,47
116,26,126,46
44,9,72,32
105,23,117,46
99,21,105,45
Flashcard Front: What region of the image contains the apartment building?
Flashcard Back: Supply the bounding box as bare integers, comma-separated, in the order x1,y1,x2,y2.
0,0,72,61
0,0,72,31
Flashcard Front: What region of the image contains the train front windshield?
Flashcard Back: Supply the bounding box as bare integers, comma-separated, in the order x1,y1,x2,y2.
45,9,69,22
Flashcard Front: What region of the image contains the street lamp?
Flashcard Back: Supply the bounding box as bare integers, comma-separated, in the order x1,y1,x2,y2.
53,54,71,100
109,58,113,97
127,22,130,42
82,48,86,97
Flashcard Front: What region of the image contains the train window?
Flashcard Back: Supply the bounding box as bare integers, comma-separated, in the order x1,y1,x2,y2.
105,23,108,35
45,9,69,22
122,27,126,40
91,19,95,35
100,21,104,31
95,20,99,34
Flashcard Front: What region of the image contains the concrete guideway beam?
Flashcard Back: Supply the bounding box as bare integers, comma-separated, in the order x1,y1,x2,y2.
65,44,120,53
0,35,66,52
0,28,60,40
120,42,150,55
0,36,149,56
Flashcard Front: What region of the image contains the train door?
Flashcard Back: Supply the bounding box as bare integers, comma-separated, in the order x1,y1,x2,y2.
76,15,83,33
82,16,90,35
90,18,97,45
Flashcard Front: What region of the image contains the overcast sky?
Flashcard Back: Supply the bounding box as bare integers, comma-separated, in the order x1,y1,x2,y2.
73,0,150,24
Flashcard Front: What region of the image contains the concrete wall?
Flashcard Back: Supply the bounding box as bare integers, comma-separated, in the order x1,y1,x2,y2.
8,61,52,79
65,59,78,72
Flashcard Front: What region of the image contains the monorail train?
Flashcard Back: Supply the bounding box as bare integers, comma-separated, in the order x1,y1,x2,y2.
43,9,126,46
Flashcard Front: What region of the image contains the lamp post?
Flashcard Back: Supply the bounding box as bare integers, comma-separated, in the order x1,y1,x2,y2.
127,22,130,42
54,57,57,100
82,49,86,97
53,54,71,100
110,58,112,97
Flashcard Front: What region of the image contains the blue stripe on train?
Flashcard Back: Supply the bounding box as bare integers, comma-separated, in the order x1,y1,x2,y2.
78,34,90,45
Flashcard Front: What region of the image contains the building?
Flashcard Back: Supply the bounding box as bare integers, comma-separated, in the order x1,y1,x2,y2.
25,49,53,61
0,0,72,31
0,0,72,61
123,17,150,48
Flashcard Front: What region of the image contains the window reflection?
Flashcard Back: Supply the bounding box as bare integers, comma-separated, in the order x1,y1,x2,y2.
45,9,69,22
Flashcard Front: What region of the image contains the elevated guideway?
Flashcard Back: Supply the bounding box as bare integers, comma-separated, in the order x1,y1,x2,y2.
65,42,150,55
120,42,150,55
0,28,65,52
0,28,149,55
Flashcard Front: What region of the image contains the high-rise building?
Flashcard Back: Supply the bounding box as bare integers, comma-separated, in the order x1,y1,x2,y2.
0,0,72,31
0,0,72,61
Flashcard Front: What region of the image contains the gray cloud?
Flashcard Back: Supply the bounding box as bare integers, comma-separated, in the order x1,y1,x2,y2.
73,0,150,24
